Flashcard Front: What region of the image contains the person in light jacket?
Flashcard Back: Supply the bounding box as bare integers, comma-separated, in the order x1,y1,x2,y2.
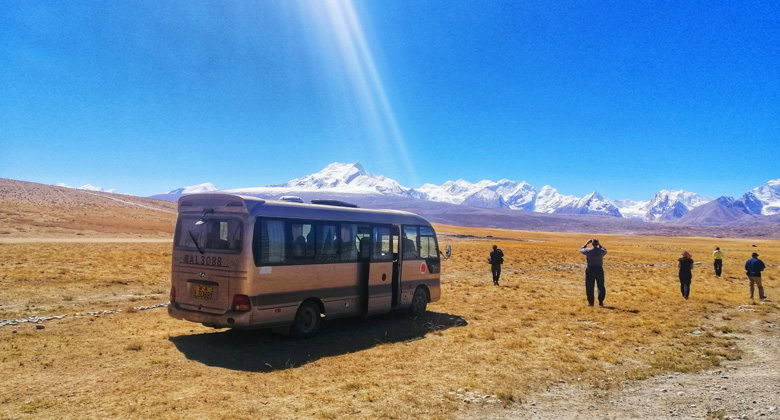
713,247,724,277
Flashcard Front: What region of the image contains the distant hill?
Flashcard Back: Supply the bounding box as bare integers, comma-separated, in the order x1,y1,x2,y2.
0,178,176,239
3,177,779,238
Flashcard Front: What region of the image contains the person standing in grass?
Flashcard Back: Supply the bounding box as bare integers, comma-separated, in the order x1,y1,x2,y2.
488,245,504,286
713,247,724,277
678,251,694,299
580,239,607,306
745,252,767,300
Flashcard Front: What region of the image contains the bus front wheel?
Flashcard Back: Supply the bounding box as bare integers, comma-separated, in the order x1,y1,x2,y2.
409,287,428,316
290,300,321,338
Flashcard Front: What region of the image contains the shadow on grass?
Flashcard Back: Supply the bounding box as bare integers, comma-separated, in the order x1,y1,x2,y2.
169,311,467,372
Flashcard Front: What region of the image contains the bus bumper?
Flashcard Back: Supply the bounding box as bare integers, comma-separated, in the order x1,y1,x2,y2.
168,303,253,329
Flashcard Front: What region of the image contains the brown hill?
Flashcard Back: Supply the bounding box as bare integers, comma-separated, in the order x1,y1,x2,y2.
0,178,176,239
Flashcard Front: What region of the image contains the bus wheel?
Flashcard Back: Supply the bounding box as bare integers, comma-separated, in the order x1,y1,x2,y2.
290,300,321,338
409,287,428,316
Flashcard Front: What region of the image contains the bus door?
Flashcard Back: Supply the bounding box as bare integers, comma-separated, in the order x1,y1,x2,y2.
358,225,394,316
391,225,401,308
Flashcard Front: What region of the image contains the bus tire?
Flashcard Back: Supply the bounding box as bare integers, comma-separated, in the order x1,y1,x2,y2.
290,300,321,338
408,287,428,316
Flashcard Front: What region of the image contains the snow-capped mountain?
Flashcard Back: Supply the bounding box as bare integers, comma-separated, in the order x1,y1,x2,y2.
154,162,777,224
534,186,579,213
419,180,580,213
273,162,426,199
165,182,218,195
553,192,623,217
676,196,753,226
417,179,494,205
642,190,713,222
461,189,510,209
740,179,780,215
612,199,650,220
55,183,116,194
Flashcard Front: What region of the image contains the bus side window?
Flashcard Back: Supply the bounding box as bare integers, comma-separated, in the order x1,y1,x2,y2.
419,226,437,258
255,218,286,265
356,226,371,260
402,226,419,259
372,226,392,261
340,223,357,262
292,235,306,257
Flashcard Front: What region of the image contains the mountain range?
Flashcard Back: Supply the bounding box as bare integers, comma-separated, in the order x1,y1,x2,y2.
148,162,780,227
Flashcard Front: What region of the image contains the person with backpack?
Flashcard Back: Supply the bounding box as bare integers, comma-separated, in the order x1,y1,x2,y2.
488,245,504,286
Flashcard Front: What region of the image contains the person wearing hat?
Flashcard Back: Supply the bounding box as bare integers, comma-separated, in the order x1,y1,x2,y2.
712,247,724,277
745,252,767,300
580,238,608,306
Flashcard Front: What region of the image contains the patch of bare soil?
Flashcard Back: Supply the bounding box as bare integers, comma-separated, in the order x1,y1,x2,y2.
461,312,780,420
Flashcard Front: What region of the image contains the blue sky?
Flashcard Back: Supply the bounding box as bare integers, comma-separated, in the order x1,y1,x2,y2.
1,0,778,200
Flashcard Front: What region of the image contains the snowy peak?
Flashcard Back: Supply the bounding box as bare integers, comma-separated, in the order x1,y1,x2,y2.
677,196,753,226
554,191,622,217
739,179,780,215
612,199,650,220
276,161,424,198
418,179,493,205
462,189,510,209
55,183,116,194
535,185,579,213
643,190,713,222
166,182,218,195
152,162,776,225
281,162,371,189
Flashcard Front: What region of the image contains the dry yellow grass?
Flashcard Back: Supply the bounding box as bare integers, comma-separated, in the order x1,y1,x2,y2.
1,225,778,419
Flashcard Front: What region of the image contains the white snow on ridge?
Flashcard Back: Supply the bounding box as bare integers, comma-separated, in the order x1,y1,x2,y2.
534,185,579,213
273,162,425,198
612,199,650,220
55,183,116,194
165,182,218,195
742,178,780,215
643,190,713,222
157,162,778,221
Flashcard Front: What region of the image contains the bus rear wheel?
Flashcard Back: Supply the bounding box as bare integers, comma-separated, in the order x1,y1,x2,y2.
408,287,428,316
290,300,321,338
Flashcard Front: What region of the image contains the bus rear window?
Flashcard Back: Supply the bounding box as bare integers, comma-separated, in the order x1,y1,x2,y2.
175,217,243,252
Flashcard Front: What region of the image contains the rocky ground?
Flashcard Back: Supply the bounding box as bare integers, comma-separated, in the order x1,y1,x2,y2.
461,315,780,420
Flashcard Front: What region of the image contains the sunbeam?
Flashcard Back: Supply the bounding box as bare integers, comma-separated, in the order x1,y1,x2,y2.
299,0,419,184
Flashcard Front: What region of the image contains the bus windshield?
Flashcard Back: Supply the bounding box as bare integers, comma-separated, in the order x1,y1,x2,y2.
175,217,243,253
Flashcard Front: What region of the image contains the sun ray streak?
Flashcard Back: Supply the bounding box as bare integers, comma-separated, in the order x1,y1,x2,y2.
303,0,419,185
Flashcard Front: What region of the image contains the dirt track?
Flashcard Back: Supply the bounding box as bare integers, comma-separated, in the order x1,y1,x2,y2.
461,314,780,420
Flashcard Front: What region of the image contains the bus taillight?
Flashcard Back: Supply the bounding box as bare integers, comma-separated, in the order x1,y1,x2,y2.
170,286,176,303
231,295,251,312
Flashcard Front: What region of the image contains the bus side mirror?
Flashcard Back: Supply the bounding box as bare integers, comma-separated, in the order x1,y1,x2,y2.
445,244,451,259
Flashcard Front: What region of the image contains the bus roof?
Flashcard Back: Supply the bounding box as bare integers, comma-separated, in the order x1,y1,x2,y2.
177,193,433,226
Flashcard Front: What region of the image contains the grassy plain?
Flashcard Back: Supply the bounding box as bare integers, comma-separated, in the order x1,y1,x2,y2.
1,226,778,419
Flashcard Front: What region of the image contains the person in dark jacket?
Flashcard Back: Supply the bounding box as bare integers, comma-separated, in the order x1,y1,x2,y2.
488,245,504,286
745,253,767,300
580,239,607,306
677,251,694,299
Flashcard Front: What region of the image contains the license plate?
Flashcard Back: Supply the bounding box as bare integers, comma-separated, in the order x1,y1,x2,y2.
194,285,213,300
